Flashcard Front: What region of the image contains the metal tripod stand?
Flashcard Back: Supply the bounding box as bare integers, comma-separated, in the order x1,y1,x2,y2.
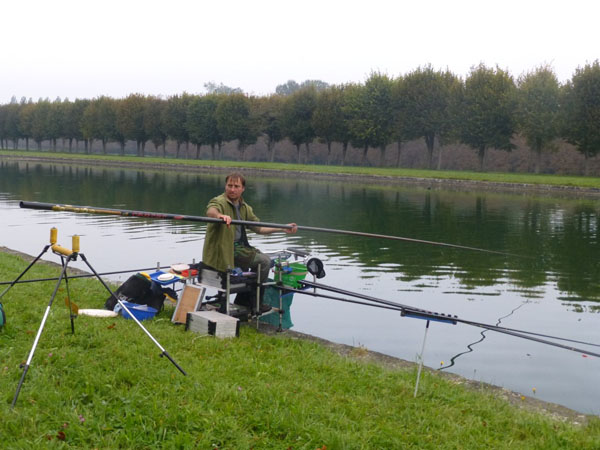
10,228,186,408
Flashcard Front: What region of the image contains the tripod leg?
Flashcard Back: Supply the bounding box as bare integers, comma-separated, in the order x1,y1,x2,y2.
413,320,431,398
79,253,187,376
60,256,76,334
0,245,50,300
12,254,74,408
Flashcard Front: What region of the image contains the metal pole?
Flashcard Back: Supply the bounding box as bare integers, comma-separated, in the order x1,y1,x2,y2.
79,253,187,376
59,255,76,334
414,320,431,398
256,263,261,328
0,265,172,286
12,253,75,407
0,245,50,299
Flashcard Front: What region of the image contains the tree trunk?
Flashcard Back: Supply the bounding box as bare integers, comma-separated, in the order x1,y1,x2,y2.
218,142,223,159
68,138,73,153
362,145,368,166
268,138,275,162
210,143,216,160
162,142,166,158
425,134,435,169
342,141,348,166
326,141,332,165
195,144,200,159
175,141,181,159
534,148,542,174
396,140,402,167
185,141,190,159
478,146,486,171
305,142,310,164
239,143,246,161
141,141,146,157
379,145,386,167
120,141,125,156
102,139,107,155
436,145,443,170
296,144,301,164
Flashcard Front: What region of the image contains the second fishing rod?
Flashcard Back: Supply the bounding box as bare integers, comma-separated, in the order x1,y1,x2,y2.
20,201,525,258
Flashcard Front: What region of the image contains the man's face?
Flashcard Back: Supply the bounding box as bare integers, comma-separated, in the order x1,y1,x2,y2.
225,177,245,203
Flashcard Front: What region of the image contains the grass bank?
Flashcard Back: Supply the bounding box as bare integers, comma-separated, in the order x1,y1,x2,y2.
2,149,600,191
1,249,599,448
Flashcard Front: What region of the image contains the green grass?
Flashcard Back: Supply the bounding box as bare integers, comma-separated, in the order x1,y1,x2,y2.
2,148,600,190
1,251,599,448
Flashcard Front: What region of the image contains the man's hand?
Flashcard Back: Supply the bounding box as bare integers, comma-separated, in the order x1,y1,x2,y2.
218,213,232,227
207,206,232,227
284,223,298,234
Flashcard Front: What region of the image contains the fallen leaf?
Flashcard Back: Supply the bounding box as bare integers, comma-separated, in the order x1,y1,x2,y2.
57,431,66,441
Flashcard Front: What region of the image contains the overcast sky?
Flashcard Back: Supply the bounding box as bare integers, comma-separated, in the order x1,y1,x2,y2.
2,0,598,104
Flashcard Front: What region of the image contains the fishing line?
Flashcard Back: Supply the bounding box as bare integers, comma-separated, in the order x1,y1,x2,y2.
440,302,528,370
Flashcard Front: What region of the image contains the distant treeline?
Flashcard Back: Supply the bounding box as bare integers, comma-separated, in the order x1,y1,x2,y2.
1,62,599,175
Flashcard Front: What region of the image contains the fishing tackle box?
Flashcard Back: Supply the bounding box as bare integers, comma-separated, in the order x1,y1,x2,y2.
185,310,240,338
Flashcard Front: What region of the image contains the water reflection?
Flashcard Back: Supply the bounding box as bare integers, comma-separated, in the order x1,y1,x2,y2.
1,160,600,414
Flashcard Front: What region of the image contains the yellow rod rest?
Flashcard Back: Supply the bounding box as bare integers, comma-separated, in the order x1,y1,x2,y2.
72,235,80,253
51,244,73,257
50,227,58,245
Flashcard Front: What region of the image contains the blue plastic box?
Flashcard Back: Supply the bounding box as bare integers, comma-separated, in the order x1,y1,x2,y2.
120,301,158,321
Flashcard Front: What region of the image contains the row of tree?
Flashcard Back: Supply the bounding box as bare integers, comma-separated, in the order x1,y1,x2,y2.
1,62,599,173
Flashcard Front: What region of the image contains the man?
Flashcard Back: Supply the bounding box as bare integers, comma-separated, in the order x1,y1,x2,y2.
202,172,297,311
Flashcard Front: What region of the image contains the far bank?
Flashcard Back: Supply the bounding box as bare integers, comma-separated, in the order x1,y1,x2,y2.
2,150,600,197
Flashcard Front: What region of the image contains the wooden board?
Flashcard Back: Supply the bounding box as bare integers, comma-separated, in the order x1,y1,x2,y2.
172,285,205,324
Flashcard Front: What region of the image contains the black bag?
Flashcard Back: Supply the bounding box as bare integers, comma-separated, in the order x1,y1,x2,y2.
105,274,166,312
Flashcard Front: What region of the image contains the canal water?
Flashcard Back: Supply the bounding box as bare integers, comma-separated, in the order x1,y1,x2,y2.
1,160,599,414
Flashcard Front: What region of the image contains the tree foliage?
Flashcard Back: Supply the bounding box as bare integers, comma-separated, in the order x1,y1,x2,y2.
560,60,600,172
344,73,395,166
458,64,518,170
1,65,599,174
254,95,284,162
516,65,561,173
312,85,350,165
215,93,258,160
204,82,244,95
187,94,222,159
116,94,148,156
280,87,317,163
398,66,462,168
276,79,329,96
163,94,191,158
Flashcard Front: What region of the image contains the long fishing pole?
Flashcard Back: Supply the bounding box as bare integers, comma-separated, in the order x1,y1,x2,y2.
0,265,172,286
19,201,524,258
298,280,600,358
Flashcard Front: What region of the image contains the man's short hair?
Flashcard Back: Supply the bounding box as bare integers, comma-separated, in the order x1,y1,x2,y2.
225,172,246,186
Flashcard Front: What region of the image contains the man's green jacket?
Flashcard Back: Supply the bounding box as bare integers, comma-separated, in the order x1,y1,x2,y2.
202,193,261,272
